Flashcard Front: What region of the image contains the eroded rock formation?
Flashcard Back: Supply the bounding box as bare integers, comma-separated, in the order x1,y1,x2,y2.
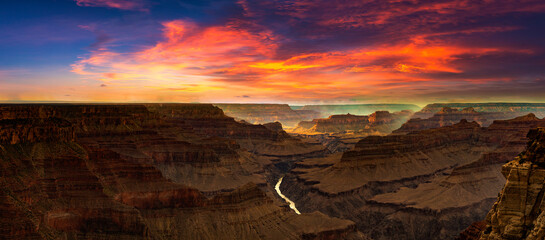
480,127,545,240
282,115,545,240
0,104,359,240
413,103,545,119
214,103,320,128
394,107,524,134
290,111,413,153
297,104,421,118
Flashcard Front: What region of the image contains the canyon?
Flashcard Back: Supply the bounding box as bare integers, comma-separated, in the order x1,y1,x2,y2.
413,103,545,119
280,114,545,239
290,110,414,153
479,127,545,240
293,110,413,134
214,104,320,128
294,104,421,118
3,102,545,239
393,107,526,134
215,103,420,128
0,104,363,240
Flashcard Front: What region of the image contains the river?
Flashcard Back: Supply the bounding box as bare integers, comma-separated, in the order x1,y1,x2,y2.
275,176,301,214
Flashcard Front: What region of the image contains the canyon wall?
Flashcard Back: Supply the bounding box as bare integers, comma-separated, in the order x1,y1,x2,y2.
298,104,421,118
294,110,412,134
290,110,413,153
282,115,545,239
480,127,545,240
394,107,525,134
0,104,360,240
414,103,545,119
214,103,320,127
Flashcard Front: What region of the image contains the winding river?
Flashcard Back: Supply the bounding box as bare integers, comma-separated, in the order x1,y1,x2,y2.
275,176,301,214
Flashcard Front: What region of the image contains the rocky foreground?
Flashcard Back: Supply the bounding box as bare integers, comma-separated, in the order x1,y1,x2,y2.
479,127,545,240
281,114,545,240
0,104,363,240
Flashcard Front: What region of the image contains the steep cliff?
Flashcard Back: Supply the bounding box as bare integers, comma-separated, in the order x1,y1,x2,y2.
298,104,421,118
282,115,545,240
0,104,361,239
413,103,545,119
394,107,522,134
290,111,413,153
294,113,370,133
480,128,545,240
145,103,326,162
214,103,320,128
457,221,487,240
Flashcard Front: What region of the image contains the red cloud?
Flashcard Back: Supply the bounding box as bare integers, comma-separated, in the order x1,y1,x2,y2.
68,0,545,103
71,17,511,102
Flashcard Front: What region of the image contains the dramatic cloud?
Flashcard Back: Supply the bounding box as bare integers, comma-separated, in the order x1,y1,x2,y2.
10,0,545,103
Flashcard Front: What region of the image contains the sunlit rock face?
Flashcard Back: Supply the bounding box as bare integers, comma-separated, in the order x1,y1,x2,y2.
0,104,362,240
281,115,545,240
214,103,320,128
480,128,545,240
294,113,371,133
413,103,545,119
289,110,413,153
298,104,421,118
393,107,526,134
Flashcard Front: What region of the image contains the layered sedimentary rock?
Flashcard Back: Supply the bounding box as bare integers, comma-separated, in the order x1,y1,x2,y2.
263,121,285,132
479,128,545,240
298,104,421,118
457,221,486,240
0,104,359,239
394,107,523,134
146,103,326,160
214,103,320,127
282,115,545,240
290,111,413,153
413,103,545,119
295,114,370,133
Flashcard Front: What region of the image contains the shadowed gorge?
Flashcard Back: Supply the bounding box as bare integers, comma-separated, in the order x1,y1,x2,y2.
3,103,545,239
0,104,363,240
280,114,545,239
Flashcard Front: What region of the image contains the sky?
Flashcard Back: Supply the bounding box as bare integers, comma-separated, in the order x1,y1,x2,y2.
1,0,545,105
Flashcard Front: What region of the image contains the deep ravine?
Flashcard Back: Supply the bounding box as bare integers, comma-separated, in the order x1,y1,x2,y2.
275,176,301,214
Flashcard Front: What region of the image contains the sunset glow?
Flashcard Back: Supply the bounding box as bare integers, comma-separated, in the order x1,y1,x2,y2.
2,0,545,104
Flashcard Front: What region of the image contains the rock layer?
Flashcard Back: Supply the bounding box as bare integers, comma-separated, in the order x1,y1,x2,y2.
294,111,412,134
413,103,545,119
298,104,421,118
290,111,413,153
394,107,523,134
282,115,545,240
214,103,320,127
0,104,359,240
480,128,545,240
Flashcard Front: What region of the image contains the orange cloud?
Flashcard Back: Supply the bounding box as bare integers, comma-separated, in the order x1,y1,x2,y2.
69,15,533,103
